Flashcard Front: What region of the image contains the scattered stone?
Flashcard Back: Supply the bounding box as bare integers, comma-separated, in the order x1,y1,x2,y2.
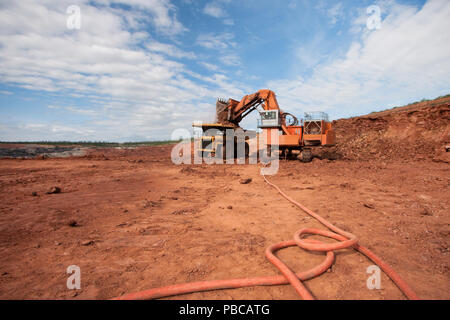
46,186,61,194
143,199,158,208
31,191,38,197
227,205,233,210
152,239,166,247
363,203,375,209
54,241,61,246
68,220,78,227
171,209,195,215
240,178,252,184
420,208,432,216
81,240,94,246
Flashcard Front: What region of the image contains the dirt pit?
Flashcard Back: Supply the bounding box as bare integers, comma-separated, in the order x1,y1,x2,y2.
0,143,448,300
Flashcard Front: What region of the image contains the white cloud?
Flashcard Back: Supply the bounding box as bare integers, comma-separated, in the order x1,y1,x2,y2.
202,1,234,25
47,105,62,109
0,1,245,141
196,32,241,67
196,32,236,50
223,18,234,26
219,53,241,66
203,2,226,18
146,41,196,59
0,122,95,141
97,0,187,35
199,62,220,71
295,32,328,69
48,105,98,116
269,0,450,118
327,2,343,25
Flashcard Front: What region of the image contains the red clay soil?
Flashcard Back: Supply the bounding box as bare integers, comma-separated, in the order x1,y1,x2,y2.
324,96,450,162
0,99,449,300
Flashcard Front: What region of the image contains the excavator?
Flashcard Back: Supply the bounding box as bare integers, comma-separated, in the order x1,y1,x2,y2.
193,89,335,162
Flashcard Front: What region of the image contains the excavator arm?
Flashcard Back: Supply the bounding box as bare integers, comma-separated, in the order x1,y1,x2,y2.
230,89,281,123
217,89,290,134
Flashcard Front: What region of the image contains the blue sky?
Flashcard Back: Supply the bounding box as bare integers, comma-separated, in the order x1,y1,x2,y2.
0,0,448,141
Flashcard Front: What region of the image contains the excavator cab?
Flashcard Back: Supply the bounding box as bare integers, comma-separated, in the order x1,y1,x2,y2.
258,110,281,128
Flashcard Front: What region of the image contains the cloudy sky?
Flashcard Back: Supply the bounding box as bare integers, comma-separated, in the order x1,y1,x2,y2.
0,0,449,141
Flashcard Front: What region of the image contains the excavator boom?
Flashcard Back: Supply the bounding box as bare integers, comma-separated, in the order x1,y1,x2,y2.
217,89,282,127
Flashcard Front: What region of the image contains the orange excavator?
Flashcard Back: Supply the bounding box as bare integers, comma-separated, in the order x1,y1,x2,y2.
193,89,335,161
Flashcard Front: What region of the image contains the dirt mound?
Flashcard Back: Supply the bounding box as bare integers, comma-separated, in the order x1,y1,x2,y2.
330,96,450,162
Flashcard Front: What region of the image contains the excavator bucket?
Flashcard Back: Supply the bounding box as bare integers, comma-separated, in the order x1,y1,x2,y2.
215,99,229,124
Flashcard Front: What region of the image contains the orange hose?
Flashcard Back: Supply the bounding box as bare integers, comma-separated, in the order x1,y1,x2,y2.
113,175,419,300
262,175,419,300
114,240,334,300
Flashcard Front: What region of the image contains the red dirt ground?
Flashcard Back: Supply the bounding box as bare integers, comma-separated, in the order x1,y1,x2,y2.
0,98,449,300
